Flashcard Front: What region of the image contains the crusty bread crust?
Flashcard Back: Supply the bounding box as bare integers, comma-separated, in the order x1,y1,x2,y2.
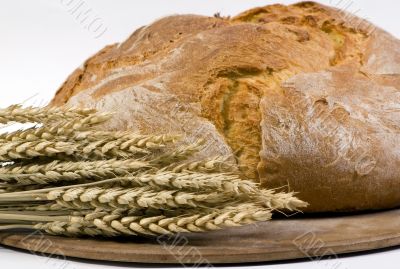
51,2,400,212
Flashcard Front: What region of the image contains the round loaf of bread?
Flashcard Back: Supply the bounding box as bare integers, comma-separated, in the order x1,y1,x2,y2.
51,2,400,212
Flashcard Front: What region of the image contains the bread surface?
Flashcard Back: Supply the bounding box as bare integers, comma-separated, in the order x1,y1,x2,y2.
51,2,400,212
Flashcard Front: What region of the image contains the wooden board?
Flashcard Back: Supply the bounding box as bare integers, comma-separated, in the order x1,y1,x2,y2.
1,208,400,264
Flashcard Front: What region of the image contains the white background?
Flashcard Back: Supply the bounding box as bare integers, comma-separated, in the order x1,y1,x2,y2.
0,0,400,268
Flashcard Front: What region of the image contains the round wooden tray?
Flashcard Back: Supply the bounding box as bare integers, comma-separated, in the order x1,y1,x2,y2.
1,208,400,264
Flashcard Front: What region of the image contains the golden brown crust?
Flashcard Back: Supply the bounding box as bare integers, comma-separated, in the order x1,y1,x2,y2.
51,2,400,212
259,65,400,211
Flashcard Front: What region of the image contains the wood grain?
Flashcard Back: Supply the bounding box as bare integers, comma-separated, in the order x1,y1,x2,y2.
1,209,400,264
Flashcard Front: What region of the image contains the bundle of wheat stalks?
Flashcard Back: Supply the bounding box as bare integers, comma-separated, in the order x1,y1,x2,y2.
0,104,307,237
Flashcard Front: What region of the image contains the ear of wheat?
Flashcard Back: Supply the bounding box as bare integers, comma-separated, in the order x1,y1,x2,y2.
162,156,238,173
0,159,152,185
0,136,203,163
0,104,308,238
0,203,272,237
0,138,149,161
0,182,307,215
0,105,109,124
2,128,180,150
0,115,112,142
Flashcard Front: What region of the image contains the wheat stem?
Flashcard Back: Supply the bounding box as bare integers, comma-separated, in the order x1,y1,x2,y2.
0,224,36,230
0,213,70,222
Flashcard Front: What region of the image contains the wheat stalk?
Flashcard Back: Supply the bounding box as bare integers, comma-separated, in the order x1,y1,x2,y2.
0,158,238,186
25,203,272,237
0,171,307,212
116,172,258,193
1,126,179,150
0,184,307,214
0,136,201,162
0,184,48,193
0,105,110,124
31,186,235,210
0,115,113,142
0,159,152,185
0,138,151,161
0,202,61,212
0,170,260,196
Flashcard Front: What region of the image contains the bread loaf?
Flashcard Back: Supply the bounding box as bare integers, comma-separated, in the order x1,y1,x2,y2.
51,2,400,212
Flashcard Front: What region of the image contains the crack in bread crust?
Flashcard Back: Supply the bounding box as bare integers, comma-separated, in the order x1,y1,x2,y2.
200,68,264,180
